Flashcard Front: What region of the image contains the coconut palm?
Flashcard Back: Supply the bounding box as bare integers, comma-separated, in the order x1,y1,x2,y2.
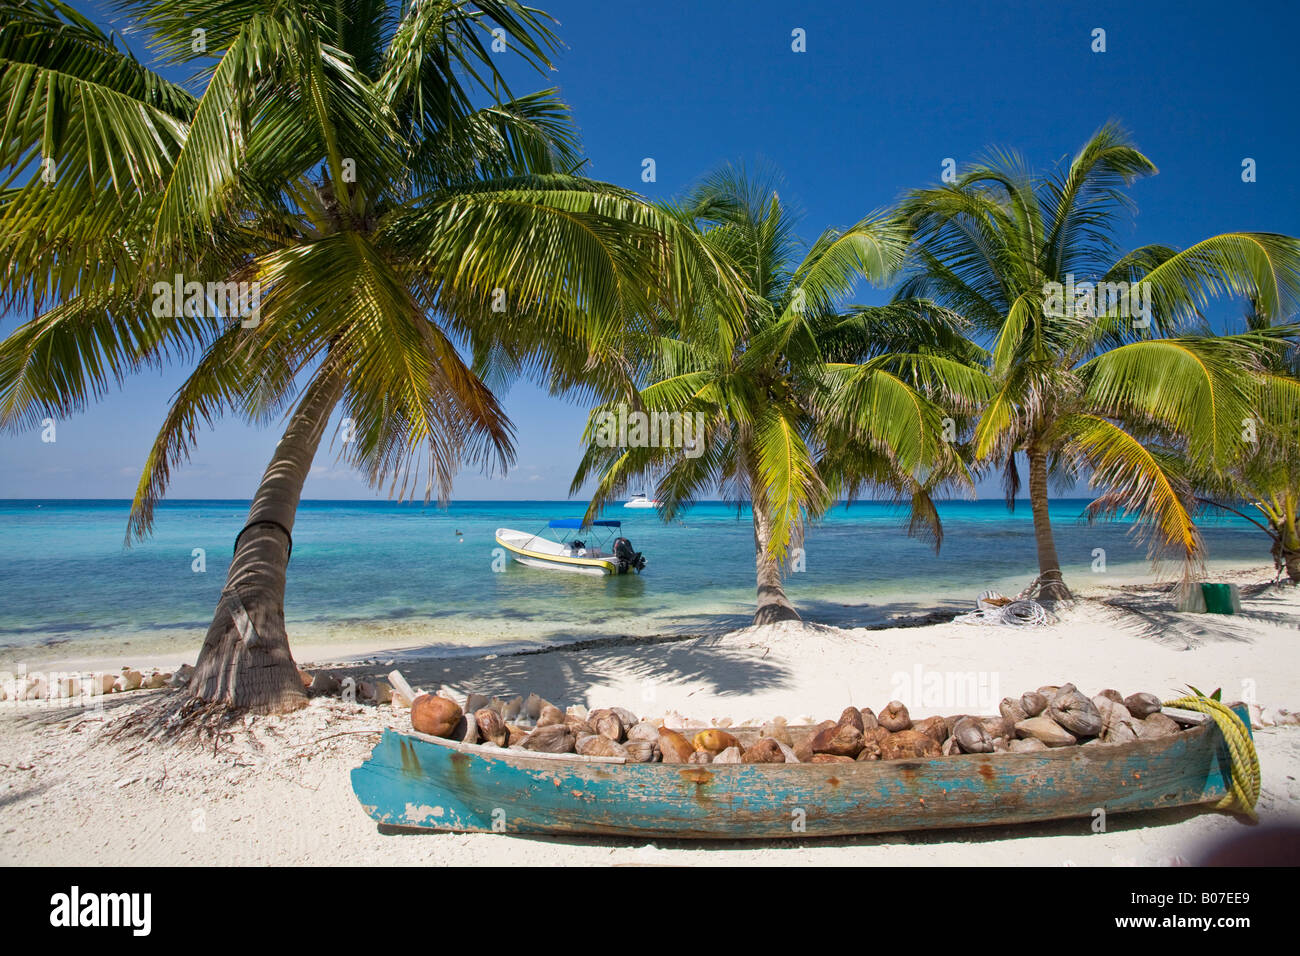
895,124,1300,599
0,0,735,713
573,166,989,624
1193,301,1300,582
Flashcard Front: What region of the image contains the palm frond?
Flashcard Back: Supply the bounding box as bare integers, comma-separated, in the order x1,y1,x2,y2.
1060,413,1202,573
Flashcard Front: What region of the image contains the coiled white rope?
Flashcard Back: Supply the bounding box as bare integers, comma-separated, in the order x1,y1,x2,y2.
954,598,1049,627
998,600,1049,626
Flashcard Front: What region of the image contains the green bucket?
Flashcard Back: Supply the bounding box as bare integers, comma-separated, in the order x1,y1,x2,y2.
1201,583,1238,615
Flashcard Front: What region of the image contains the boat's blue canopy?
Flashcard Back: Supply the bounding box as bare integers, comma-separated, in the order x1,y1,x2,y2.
548,518,620,529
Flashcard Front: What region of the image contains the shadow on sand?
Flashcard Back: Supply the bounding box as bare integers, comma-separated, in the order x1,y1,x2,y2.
302,597,970,705
319,633,795,706
1100,581,1299,648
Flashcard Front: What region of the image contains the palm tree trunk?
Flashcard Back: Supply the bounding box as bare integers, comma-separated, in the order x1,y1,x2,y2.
1281,518,1300,584
186,370,345,713
1027,449,1072,601
751,500,801,626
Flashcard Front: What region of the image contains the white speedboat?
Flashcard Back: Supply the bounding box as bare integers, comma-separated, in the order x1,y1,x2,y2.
623,493,658,509
495,520,646,576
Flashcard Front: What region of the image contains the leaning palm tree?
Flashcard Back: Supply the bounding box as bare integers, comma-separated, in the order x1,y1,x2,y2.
0,0,734,712
1193,301,1300,582
895,124,1300,600
573,166,988,624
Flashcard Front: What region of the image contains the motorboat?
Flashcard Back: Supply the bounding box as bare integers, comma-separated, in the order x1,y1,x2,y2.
495,519,646,576
623,493,658,509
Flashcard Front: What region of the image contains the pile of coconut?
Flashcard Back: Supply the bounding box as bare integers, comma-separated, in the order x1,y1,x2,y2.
408,683,1188,763
0,665,192,701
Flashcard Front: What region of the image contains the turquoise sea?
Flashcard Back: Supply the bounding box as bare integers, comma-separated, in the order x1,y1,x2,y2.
0,498,1267,664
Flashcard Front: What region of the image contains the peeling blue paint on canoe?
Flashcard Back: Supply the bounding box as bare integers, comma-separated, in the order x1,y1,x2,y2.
349,706,1250,839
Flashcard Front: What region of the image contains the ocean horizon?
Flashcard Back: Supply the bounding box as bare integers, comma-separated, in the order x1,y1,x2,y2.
0,497,1268,666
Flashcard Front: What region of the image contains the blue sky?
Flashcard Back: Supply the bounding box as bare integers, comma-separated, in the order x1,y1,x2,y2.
1,0,1297,501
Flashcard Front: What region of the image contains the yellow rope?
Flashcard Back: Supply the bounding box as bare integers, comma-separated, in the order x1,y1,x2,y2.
1163,695,1260,818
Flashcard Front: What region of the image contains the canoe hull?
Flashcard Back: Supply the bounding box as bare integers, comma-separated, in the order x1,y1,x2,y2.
351,709,1247,839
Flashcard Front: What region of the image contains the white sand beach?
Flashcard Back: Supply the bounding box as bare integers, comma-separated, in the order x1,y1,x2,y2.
2,565,1297,866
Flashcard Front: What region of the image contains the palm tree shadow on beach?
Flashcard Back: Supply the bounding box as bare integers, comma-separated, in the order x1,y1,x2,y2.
324,636,796,706
1097,582,1298,648
314,596,968,705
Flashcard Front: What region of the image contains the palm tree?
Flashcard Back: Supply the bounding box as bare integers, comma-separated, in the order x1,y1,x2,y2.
1194,301,1300,582
573,166,987,624
0,0,735,712
895,124,1300,600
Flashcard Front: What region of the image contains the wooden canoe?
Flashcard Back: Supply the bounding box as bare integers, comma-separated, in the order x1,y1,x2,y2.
350,705,1250,839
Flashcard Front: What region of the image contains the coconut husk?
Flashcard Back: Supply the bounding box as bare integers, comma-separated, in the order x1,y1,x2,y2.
954,716,994,754
1138,712,1180,738
692,729,741,755
622,740,657,762
537,704,566,727
999,697,1029,726
474,708,508,747
879,700,912,732
1048,690,1102,737
411,694,462,738
451,713,479,744
1014,716,1076,747
1124,692,1161,718
811,723,864,758
879,729,941,760
855,739,882,761
760,718,793,746
564,715,596,738
1020,692,1048,717
1008,737,1047,753
626,721,660,743
575,734,627,758
913,716,948,744
518,724,574,753
611,707,640,729
589,708,626,742
837,707,865,734
741,738,786,764
981,715,1012,739
1094,696,1139,744
657,728,694,763
795,720,836,763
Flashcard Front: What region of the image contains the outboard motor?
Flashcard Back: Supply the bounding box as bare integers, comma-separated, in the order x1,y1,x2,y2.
612,536,646,574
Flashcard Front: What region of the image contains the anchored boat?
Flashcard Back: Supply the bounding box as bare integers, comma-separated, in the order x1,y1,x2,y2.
495,519,646,576
351,704,1254,839
623,493,658,509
